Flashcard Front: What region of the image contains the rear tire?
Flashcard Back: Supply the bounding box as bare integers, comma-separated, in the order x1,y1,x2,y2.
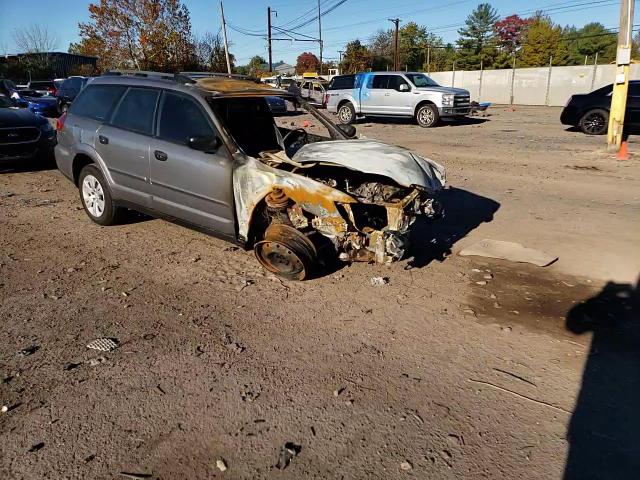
579,108,608,135
416,104,439,128
78,164,121,226
337,102,356,124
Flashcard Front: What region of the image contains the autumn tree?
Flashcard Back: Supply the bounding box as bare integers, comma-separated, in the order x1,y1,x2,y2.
519,15,569,67
341,40,372,73
456,3,499,69
70,0,196,72
296,52,320,74
247,55,267,76
494,15,533,53
194,32,234,72
369,23,447,71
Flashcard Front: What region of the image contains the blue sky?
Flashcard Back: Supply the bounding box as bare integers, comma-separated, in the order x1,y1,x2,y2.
0,0,635,65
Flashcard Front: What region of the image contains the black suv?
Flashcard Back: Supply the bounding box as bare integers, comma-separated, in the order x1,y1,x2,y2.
56,76,92,114
560,81,640,135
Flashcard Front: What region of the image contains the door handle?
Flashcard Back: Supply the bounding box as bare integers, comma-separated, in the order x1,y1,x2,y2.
384,93,390,96
98,135,109,144
154,150,168,161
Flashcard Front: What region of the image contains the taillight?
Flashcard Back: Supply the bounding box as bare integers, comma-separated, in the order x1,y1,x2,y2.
48,87,56,95
56,112,67,131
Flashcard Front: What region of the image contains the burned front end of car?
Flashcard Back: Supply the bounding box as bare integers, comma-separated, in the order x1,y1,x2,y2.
298,165,443,264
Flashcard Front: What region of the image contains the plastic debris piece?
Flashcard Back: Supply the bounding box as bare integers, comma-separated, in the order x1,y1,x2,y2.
86,338,119,352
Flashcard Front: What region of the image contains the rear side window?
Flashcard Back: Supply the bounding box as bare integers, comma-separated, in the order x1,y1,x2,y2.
158,92,214,144
111,88,159,135
328,75,355,90
371,75,391,89
70,85,126,121
629,83,640,96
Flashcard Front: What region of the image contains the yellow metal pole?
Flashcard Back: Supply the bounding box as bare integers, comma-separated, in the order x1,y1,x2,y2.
607,0,634,150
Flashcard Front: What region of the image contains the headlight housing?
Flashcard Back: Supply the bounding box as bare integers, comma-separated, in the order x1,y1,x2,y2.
442,94,454,106
40,121,54,132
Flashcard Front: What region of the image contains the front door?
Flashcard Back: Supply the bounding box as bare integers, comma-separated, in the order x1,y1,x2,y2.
381,75,413,115
360,74,391,114
149,90,235,237
626,83,640,126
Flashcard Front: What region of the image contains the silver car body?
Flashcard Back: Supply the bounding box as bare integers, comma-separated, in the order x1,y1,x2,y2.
326,71,470,119
56,73,446,266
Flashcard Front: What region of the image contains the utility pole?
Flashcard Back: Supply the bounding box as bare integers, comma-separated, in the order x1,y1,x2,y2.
607,0,635,151
389,18,400,70
220,1,232,75
267,7,273,72
318,0,323,75
338,50,343,74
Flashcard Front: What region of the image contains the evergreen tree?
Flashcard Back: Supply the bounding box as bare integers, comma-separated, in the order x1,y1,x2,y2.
456,3,499,69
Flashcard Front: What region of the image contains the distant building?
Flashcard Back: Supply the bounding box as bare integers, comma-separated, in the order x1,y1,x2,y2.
1,52,98,79
274,62,295,75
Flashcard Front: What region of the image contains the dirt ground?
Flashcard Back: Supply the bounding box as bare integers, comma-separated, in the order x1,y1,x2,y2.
1,106,639,479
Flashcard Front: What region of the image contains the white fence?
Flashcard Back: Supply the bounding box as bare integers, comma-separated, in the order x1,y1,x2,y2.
429,64,640,106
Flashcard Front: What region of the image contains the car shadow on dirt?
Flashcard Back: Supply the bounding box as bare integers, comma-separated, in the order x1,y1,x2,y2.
0,158,56,174
563,279,640,480
407,187,500,268
355,116,490,128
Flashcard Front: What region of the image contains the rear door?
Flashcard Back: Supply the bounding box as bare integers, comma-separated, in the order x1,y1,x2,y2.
149,90,235,236
360,74,390,114
96,86,160,207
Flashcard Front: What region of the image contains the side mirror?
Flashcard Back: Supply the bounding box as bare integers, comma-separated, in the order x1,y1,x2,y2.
188,136,222,153
337,123,357,138
398,84,410,92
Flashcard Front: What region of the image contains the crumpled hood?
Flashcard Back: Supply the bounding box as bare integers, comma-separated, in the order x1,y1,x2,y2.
414,86,469,96
292,139,446,192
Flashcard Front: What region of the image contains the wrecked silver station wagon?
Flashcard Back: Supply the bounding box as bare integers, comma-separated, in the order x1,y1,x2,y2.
55,71,445,280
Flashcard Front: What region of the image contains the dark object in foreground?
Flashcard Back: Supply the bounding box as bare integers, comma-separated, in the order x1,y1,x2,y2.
276,442,301,470
560,81,640,135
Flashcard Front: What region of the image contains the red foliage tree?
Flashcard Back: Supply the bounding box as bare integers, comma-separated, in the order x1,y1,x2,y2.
296,52,319,74
494,14,533,52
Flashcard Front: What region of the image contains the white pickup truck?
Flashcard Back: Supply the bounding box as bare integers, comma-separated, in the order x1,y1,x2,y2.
325,72,470,128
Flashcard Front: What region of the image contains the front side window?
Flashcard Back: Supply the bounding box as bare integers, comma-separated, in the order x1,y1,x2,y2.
158,92,214,144
389,76,410,90
628,83,640,96
111,88,159,135
71,85,127,121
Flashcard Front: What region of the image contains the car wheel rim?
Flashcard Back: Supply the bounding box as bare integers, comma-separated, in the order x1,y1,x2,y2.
254,240,306,279
82,175,105,218
419,108,434,125
338,106,352,123
584,113,605,134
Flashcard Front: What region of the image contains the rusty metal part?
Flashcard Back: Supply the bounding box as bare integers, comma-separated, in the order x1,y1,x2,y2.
265,188,290,210
287,204,309,228
254,224,318,280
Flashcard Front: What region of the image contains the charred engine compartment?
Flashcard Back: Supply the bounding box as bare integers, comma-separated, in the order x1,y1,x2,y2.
257,162,443,265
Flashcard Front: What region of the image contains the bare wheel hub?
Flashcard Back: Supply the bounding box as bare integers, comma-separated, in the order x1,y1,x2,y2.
254,224,318,280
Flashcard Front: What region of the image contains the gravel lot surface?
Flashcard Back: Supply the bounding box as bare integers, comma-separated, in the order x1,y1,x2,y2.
1,106,639,479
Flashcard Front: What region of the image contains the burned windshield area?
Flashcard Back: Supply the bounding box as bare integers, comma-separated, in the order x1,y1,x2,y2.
210,97,282,157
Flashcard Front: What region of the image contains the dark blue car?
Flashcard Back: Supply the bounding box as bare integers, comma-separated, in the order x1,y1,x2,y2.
0,79,59,117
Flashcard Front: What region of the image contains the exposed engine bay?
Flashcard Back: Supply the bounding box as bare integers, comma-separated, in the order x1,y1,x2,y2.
210,95,445,278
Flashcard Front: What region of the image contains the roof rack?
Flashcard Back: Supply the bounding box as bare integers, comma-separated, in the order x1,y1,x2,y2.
180,71,261,83
102,70,195,84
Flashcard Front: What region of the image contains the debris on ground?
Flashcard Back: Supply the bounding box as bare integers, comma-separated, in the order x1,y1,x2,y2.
475,280,487,286
459,239,558,267
216,458,228,472
28,442,45,453
276,442,301,470
87,356,107,367
1,405,8,413
400,461,413,470
18,345,39,357
370,276,389,287
222,334,245,353
86,338,119,352
119,472,153,479
333,387,345,397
